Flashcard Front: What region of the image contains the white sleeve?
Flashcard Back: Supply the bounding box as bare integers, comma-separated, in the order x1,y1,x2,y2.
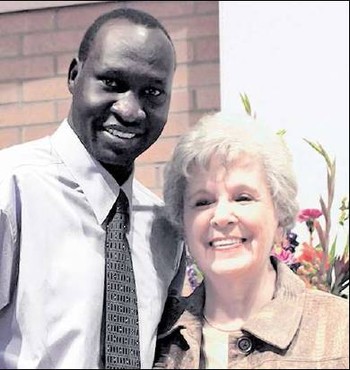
0,179,20,311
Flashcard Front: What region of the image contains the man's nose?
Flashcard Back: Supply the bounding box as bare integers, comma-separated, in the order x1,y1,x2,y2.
111,93,146,122
210,200,238,228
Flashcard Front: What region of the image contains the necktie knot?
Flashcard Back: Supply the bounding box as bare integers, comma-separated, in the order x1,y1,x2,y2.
106,190,130,232
115,189,129,214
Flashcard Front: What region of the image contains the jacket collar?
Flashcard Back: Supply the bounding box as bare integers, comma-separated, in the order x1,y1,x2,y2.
158,258,305,350
242,258,306,349
157,285,205,369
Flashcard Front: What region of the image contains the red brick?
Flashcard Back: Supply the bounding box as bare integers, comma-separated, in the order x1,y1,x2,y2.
56,100,72,121
0,0,220,178
134,165,158,189
165,14,219,41
136,137,179,164
0,35,21,57
0,83,20,104
57,2,116,30
174,64,220,88
166,110,205,130
155,163,167,188
194,1,219,15
0,127,21,149
188,111,206,127
22,123,59,143
0,102,56,127
128,1,195,19
23,30,84,56
0,56,54,82
188,63,220,87
194,36,220,62
169,88,193,113
173,65,189,89
23,77,69,102
165,111,204,131
0,9,55,35
174,39,194,64
162,112,192,137
165,110,205,131
195,86,221,110
56,53,75,76
135,162,167,191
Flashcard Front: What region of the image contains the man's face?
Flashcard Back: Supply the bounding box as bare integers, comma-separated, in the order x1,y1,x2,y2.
68,20,175,171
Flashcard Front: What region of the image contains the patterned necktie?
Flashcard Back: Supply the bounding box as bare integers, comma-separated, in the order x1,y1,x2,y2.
104,189,140,369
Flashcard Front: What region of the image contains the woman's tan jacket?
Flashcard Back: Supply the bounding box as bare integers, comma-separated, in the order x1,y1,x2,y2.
154,258,349,369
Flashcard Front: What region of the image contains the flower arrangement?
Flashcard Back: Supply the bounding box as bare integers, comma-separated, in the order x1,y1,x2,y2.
271,150,349,297
243,92,349,298
184,94,349,298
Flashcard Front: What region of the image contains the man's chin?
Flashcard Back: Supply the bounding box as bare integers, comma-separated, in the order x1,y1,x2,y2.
99,159,134,182
96,148,133,165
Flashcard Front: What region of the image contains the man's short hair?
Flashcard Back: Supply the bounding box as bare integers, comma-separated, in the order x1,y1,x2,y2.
78,7,174,62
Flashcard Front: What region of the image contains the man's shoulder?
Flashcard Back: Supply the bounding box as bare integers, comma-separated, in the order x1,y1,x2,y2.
0,136,56,180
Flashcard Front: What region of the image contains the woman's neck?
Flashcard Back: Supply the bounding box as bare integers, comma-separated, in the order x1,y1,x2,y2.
203,261,276,331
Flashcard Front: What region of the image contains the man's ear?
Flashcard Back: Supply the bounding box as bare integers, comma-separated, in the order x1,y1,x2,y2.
68,58,81,93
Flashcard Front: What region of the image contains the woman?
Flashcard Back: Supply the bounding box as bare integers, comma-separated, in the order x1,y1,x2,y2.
154,113,349,369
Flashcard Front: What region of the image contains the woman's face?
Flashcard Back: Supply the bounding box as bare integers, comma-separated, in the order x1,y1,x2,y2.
183,154,281,279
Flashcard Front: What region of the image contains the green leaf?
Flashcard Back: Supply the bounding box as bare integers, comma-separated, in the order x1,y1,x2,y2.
239,92,252,116
329,236,337,263
303,138,333,170
276,129,287,137
319,196,328,224
343,234,349,259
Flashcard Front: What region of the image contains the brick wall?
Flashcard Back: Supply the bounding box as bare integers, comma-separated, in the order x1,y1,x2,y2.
0,1,220,196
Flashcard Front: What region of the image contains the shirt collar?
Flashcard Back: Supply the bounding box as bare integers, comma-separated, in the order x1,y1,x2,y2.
50,119,133,225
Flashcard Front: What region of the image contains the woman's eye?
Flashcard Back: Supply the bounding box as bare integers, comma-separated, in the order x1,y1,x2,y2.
236,194,252,202
194,199,212,207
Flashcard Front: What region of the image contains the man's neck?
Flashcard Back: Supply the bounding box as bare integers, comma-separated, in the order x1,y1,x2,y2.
102,163,133,186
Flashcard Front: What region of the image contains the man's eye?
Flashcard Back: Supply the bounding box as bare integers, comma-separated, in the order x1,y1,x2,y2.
144,87,162,97
102,79,127,92
102,79,117,87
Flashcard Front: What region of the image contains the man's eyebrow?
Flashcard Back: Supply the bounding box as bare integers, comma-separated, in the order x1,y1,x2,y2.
97,68,126,77
98,68,166,85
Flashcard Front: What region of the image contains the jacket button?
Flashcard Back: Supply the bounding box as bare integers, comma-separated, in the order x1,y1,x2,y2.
237,336,253,353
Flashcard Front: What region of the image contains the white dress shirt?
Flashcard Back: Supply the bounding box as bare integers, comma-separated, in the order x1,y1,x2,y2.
0,120,183,369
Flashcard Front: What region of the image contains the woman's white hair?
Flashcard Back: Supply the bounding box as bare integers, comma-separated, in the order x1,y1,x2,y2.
163,112,299,235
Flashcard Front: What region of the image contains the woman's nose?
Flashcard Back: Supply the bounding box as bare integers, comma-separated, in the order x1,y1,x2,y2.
111,93,146,122
210,200,238,228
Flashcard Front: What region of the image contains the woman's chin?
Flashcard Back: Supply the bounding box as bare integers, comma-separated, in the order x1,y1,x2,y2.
210,257,252,277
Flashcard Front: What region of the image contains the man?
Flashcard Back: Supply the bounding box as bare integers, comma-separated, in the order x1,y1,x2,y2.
0,8,184,369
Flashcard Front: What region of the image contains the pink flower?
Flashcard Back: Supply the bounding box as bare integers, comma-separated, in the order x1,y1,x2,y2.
297,208,323,222
271,247,296,265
